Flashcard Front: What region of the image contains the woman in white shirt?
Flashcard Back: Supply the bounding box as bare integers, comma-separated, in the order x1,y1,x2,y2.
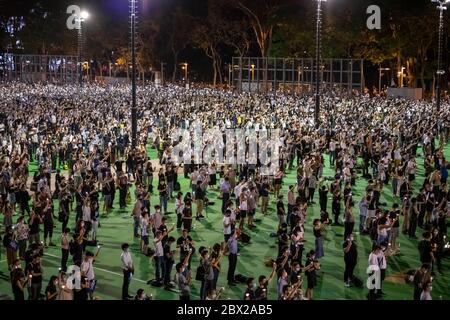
368,245,386,296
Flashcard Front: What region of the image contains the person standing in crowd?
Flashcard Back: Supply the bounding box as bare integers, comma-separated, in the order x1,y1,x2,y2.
176,228,194,270
418,232,435,268
220,177,231,214
132,193,143,238
343,233,357,287
195,180,207,220
260,177,270,216
343,199,355,240
60,228,70,272
223,209,234,242
227,229,239,286
28,211,42,245
313,219,324,259
163,236,176,289
27,254,43,300
80,251,97,300
358,194,368,234
175,248,193,300
118,171,129,210
199,248,214,300
304,250,319,300
368,245,386,298
121,243,134,300
175,192,184,229
158,178,168,215
11,259,28,300
45,276,59,300
3,226,17,271
15,216,29,260
413,264,431,300
276,195,286,227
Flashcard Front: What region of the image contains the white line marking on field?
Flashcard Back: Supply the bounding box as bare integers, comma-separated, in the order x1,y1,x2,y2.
43,252,147,284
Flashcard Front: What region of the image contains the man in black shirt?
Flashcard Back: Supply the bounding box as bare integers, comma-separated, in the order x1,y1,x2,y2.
158,217,169,245
195,181,206,220
260,179,270,215
319,185,328,212
254,263,276,300
418,232,434,266
343,233,357,287
26,254,43,300
243,277,256,300
118,172,128,210
176,229,194,269
28,211,42,245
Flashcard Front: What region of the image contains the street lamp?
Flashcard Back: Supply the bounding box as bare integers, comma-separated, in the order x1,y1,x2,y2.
432,0,449,112
75,10,89,86
378,67,390,94
314,0,327,129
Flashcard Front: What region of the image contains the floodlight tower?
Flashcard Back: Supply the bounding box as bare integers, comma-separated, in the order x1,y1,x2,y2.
130,0,138,148
432,0,449,112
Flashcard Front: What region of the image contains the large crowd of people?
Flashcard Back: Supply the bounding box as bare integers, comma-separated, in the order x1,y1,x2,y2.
0,81,449,300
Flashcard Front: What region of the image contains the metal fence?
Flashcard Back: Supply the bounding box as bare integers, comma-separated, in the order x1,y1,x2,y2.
0,53,79,83
230,57,365,93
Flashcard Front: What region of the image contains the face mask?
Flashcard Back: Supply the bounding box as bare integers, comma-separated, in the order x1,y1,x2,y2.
429,286,432,291
252,283,257,290
296,267,301,272
55,281,59,286
350,236,354,241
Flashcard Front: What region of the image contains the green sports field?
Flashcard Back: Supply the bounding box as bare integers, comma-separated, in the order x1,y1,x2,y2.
0,145,449,300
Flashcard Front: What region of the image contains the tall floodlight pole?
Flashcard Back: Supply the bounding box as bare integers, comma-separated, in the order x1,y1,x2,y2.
315,0,326,129
130,0,138,149
432,0,449,112
76,11,89,87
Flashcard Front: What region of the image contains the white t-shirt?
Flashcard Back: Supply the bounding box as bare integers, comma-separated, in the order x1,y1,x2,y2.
141,218,148,237
223,216,232,235
153,211,162,229
368,252,386,269
82,206,91,222
154,239,164,257
81,259,95,281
